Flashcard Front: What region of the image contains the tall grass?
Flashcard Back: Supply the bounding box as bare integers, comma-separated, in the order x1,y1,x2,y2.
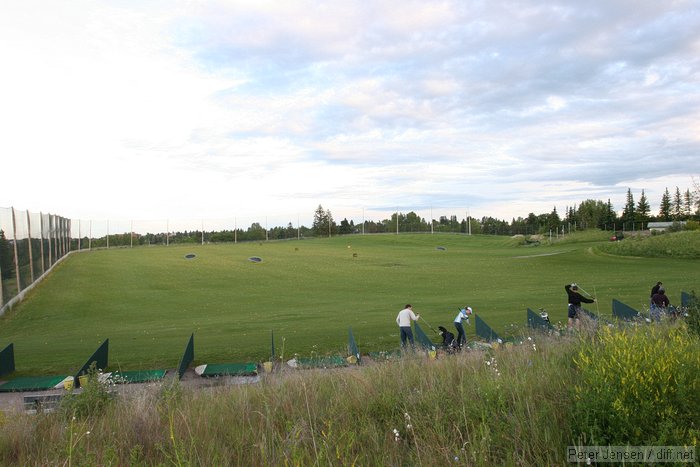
2,322,696,465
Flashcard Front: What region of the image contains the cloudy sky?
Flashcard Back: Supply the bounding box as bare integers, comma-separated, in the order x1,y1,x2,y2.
1,0,699,228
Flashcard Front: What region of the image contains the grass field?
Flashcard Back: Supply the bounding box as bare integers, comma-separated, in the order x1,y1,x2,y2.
1,232,698,375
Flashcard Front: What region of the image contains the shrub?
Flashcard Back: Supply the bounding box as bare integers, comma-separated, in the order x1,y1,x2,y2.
685,291,700,339
570,325,700,446
59,363,115,419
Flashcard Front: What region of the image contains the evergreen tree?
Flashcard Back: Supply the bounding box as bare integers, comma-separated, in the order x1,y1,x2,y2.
547,206,561,232
672,187,683,220
659,188,671,221
312,205,329,237
635,190,650,229
621,188,635,229
683,189,693,218
605,199,617,230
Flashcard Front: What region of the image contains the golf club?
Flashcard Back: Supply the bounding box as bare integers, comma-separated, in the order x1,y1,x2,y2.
592,285,601,315
577,285,594,298
420,316,439,335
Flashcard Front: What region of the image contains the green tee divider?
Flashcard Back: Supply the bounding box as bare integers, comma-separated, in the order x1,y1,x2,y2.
681,291,696,308
348,327,361,364
475,314,502,342
413,321,437,350
177,333,195,380
612,299,642,321
74,339,109,388
0,343,15,378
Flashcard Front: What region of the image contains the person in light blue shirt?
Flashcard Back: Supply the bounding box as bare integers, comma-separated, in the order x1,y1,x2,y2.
454,306,472,348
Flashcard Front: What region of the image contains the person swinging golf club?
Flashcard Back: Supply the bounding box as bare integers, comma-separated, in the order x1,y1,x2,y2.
454,306,472,348
396,304,420,349
565,283,595,328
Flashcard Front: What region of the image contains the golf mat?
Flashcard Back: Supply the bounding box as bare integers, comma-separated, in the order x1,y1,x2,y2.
612,299,642,321
0,375,70,392
110,369,168,383
527,308,554,331
194,363,258,377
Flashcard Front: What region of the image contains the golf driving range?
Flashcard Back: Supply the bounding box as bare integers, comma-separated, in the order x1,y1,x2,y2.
0,231,697,375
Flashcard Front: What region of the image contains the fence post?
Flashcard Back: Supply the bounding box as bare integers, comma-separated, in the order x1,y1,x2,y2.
39,213,45,274
26,210,34,283
11,207,21,294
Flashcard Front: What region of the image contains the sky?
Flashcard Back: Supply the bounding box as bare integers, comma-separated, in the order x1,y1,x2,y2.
1,0,699,229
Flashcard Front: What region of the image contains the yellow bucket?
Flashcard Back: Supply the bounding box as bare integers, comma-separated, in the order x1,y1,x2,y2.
346,355,357,365
63,378,74,390
78,375,88,387
428,350,437,360
263,361,273,373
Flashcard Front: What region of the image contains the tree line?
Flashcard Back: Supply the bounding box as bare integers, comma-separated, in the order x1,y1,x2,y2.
1,183,699,254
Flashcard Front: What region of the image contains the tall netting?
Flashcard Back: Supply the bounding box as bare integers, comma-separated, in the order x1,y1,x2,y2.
0,208,72,310
0,207,15,306
1,204,478,311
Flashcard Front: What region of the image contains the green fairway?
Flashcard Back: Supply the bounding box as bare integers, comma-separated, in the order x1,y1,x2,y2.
0,233,697,375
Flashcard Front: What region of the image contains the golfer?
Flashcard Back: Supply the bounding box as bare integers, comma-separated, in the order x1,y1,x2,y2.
454,306,472,347
565,283,595,328
650,286,670,322
650,281,663,306
396,304,420,348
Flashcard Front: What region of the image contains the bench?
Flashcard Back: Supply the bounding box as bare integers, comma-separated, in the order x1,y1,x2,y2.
23,393,63,414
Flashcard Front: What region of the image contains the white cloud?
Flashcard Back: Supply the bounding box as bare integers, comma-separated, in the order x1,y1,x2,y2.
1,0,699,227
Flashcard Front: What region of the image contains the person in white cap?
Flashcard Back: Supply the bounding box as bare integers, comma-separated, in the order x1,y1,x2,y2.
454,306,472,348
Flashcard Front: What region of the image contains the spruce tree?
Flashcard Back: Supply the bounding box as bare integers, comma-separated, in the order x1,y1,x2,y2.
672,187,683,220
622,188,635,229
636,190,650,229
659,188,671,221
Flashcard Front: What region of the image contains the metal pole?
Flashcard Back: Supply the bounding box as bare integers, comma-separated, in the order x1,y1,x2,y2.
26,210,34,283
131,220,134,248
362,208,365,235
11,207,21,293
39,212,45,273
107,220,110,249
89,220,92,250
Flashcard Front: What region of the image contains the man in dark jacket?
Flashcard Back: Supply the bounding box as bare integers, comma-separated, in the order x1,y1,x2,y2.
565,283,596,328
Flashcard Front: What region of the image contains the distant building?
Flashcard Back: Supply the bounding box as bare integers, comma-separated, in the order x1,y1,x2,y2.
647,221,686,232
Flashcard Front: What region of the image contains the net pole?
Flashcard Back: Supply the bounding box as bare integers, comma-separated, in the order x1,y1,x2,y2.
26,210,34,283
11,207,21,293
39,212,45,273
